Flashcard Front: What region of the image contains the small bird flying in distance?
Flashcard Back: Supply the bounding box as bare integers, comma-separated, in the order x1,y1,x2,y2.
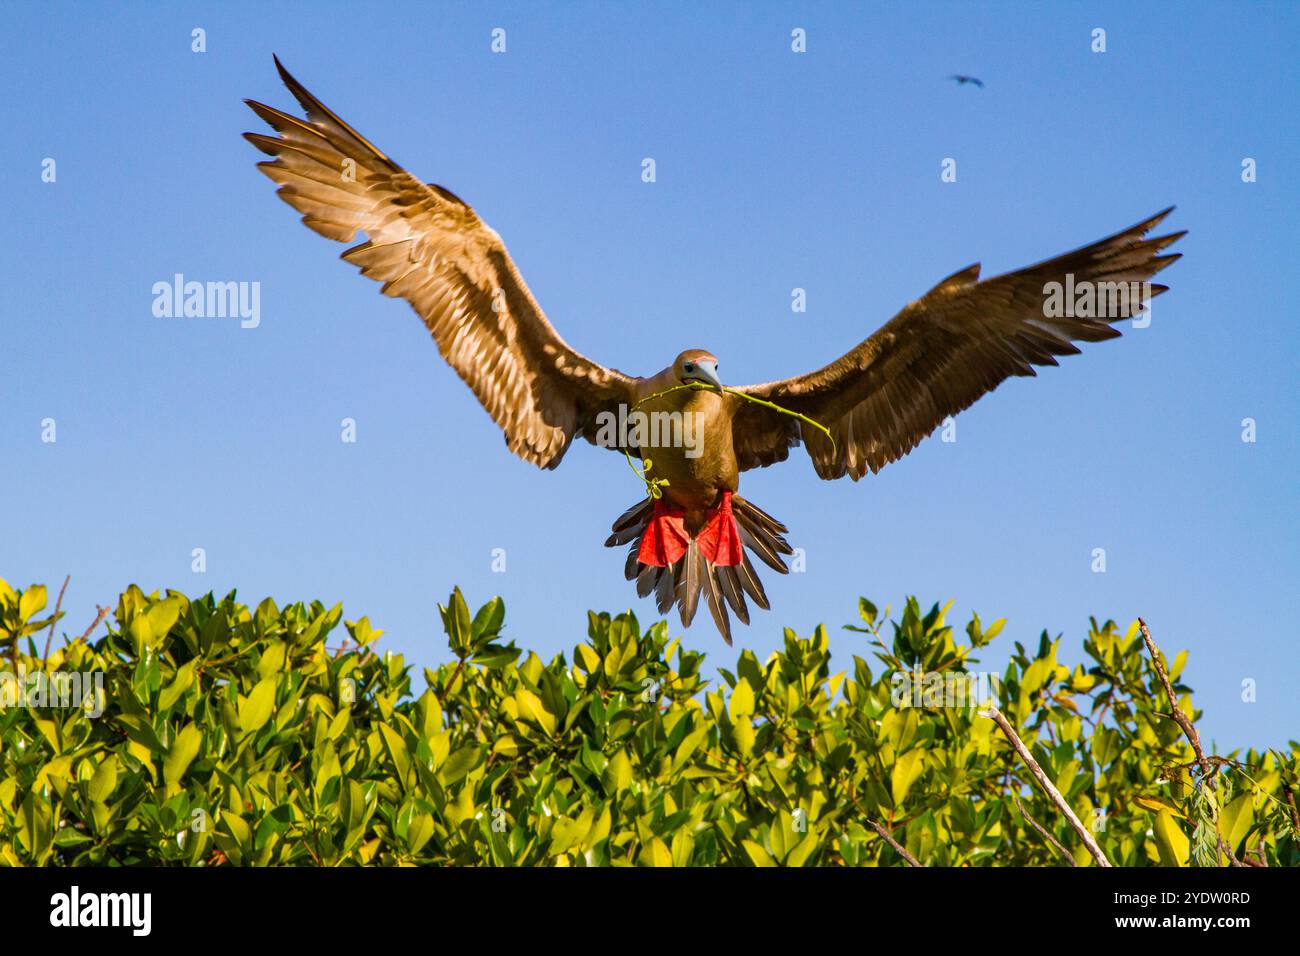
245,57,1183,643
950,74,985,88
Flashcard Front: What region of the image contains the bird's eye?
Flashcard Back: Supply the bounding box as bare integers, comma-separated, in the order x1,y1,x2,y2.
683,362,695,372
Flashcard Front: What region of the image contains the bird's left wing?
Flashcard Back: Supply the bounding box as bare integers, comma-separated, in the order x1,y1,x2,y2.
244,57,637,469
730,209,1184,479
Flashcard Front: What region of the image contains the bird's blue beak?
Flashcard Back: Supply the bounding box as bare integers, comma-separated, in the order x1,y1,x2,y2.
685,360,722,390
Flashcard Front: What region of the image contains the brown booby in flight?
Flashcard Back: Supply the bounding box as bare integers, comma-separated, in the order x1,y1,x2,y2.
245,58,1183,643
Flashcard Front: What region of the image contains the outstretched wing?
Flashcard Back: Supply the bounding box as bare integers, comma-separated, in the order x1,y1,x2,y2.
244,57,636,469
731,209,1185,479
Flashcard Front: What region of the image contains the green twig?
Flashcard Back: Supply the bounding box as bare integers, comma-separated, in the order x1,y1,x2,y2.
723,386,836,455
620,383,836,499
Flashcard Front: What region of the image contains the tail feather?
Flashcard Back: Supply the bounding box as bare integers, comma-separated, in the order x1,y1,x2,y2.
736,520,790,574
654,563,676,614
734,496,789,535
610,498,654,534
734,552,771,611
734,502,794,568
702,561,733,645
635,561,661,599
608,493,790,641
675,541,704,627
607,523,648,547
715,565,750,625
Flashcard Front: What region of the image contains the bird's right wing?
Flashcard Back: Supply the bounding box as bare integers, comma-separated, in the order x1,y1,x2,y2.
245,57,637,469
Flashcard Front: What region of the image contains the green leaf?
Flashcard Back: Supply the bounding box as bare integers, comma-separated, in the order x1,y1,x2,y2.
344,779,367,831
378,723,411,785
116,714,165,754
859,598,878,627
159,660,198,712
603,750,632,792
88,758,118,803
239,677,278,735
1153,809,1189,867
891,750,925,806
223,813,251,851
1133,794,1185,818
1219,793,1254,854
18,585,48,623
471,597,505,645
345,616,383,647
515,688,556,736
638,837,672,867
442,588,473,657
786,833,819,867
439,746,481,786
144,597,183,645
742,839,776,867
407,812,435,855
20,790,53,861
733,718,755,756
574,644,601,674
471,642,520,669
729,678,755,719
164,723,203,788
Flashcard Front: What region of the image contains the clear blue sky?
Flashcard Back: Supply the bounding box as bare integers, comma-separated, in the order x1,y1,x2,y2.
5,1,1297,749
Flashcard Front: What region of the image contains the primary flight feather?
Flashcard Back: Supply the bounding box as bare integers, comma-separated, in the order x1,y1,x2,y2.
245,57,1184,644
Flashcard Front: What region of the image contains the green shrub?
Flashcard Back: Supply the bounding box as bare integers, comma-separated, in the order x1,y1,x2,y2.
0,578,1295,866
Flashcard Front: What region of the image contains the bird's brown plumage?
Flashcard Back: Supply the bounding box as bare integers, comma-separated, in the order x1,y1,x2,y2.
245,59,1185,643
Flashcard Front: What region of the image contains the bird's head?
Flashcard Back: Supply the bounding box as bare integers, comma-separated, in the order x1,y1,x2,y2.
674,349,722,390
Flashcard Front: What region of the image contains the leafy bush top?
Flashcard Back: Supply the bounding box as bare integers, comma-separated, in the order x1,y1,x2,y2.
1,579,1295,866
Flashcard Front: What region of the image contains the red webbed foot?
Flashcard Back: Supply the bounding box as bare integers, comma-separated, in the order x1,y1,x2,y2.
635,491,744,567
636,498,690,566
696,490,743,566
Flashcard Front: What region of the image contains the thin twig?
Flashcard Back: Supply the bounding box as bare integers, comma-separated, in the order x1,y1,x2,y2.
1136,618,1209,774
1283,787,1300,834
864,820,922,867
721,386,837,454
981,704,1112,867
77,605,110,644
1011,788,1077,866
843,777,921,866
1137,618,1247,866
1218,835,1246,867
44,574,70,660
434,659,466,707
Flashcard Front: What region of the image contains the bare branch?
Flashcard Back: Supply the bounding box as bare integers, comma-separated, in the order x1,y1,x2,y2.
1137,618,1248,866
1137,618,1209,773
980,704,1112,867
77,605,110,644
1011,788,1077,866
865,819,922,867
1218,835,1246,867
44,574,70,660
1284,787,1300,834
